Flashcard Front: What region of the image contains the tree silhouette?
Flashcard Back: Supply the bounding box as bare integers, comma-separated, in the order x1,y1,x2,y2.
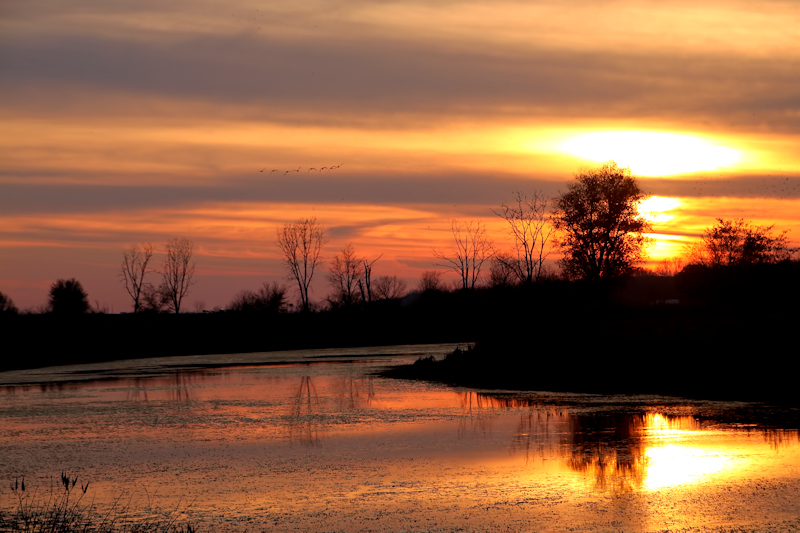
554,162,650,281
359,255,381,304
418,270,444,293
140,284,170,313
373,275,407,300
119,243,154,313
487,252,519,288
0,291,17,314
681,218,796,303
327,243,363,307
160,238,196,314
277,217,326,312
48,278,90,314
433,220,492,290
688,218,793,267
492,191,555,285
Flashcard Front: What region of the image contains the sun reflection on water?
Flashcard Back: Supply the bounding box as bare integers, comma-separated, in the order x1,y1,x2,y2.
643,444,736,491
637,412,733,490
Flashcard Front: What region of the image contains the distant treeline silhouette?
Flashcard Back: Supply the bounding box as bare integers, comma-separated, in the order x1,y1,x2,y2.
4,163,796,317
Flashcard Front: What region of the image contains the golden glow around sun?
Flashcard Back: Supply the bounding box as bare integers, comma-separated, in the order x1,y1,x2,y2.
639,196,682,224
561,131,740,176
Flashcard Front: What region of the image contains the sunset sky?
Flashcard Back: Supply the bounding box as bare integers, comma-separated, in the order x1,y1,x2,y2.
2,0,799,311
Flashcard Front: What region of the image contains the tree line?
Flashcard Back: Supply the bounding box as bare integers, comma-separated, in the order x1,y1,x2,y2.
1,161,796,315
0,238,197,316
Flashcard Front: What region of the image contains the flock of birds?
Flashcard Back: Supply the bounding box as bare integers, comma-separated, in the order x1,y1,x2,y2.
260,164,344,176
678,175,800,201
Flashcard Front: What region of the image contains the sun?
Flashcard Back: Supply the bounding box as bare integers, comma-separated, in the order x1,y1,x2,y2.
560,131,740,176
639,196,681,224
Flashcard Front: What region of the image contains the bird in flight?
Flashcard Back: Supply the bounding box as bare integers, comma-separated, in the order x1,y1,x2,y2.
262,164,342,175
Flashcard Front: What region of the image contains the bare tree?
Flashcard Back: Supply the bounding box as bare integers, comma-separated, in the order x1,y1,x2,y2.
419,270,444,293
373,275,408,300
327,243,363,308
433,220,493,290
140,284,170,313
493,191,555,284
119,243,154,313
488,252,519,288
277,217,326,312
161,237,196,314
654,257,684,277
358,254,382,304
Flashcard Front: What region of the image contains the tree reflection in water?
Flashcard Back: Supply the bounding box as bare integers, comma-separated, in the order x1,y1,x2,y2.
126,378,149,402
566,413,649,492
512,408,570,464
752,427,799,450
453,392,796,492
124,373,194,402
287,375,324,445
169,372,193,402
331,373,375,410
457,391,496,437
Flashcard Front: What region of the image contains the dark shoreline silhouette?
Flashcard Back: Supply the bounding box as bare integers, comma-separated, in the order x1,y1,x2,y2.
3,262,799,405
380,296,800,405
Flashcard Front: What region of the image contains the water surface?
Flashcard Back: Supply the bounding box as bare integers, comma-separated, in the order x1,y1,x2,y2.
1,344,799,532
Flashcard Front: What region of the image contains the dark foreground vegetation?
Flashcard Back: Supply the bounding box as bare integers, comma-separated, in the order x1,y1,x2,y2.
0,473,196,533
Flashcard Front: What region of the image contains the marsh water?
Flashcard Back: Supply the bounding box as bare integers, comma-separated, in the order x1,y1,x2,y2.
1,343,800,532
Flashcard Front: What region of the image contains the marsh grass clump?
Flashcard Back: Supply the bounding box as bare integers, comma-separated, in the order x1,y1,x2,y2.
0,472,197,533
442,345,477,362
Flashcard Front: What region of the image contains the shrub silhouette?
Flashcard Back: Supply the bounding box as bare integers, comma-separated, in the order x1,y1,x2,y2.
48,278,90,315
228,282,287,313
0,291,17,314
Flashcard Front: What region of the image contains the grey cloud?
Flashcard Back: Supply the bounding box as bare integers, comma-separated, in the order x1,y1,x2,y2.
0,172,568,215
3,23,800,132
3,172,797,219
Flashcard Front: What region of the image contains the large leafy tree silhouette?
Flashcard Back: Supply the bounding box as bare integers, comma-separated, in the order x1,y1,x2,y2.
554,162,650,282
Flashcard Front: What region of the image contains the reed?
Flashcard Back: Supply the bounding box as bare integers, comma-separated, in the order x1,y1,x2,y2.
0,473,197,533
